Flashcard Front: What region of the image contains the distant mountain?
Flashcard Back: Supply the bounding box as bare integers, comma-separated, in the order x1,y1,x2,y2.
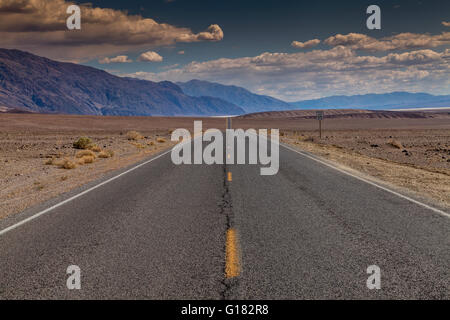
290,92,450,110
0,49,244,116
177,79,291,113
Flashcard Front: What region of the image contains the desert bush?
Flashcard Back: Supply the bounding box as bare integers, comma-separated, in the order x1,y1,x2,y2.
73,137,92,149
156,137,166,143
78,155,95,164
130,142,146,149
388,139,403,149
304,136,314,142
147,141,155,146
89,144,102,152
58,159,76,169
127,131,143,141
44,158,53,165
61,175,68,181
76,150,96,158
98,150,114,158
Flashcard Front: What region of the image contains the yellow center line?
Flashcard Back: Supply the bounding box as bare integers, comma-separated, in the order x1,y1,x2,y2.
225,228,241,278
227,172,232,181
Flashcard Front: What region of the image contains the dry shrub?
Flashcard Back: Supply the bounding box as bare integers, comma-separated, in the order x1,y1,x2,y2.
156,137,166,143
304,136,314,142
147,141,155,146
59,159,76,169
44,158,53,165
130,142,146,149
89,144,102,152
388,139,403,149
127,131,143,141
61,175,68,181
76,150,96,158
98,150,114,158
78,155,95,164
73,137,92,149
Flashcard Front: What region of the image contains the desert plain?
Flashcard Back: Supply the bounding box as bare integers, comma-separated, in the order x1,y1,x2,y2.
0,109,449,219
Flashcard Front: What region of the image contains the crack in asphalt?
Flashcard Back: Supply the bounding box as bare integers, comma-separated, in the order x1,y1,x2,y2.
219,164,240,299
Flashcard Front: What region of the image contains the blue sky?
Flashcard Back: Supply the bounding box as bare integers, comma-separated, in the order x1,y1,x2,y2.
84,0,449,73
0,0,449,100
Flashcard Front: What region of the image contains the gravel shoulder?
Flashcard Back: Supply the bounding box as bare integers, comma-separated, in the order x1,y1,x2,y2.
281,129,450,210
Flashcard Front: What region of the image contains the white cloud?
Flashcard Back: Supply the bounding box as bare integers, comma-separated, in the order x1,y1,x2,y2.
291,39,320,49
138,51,163,62
443,21,450,27
178,50,185,55
126,46,450,101
99,55,132,64
324,32,450,51
0,0,223,61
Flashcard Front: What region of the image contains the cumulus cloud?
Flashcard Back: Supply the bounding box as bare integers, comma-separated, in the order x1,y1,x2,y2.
99,55,132,64
138,51,163,62
126,46,450,100
443,21,450,27
324,32,450,51
291,39,320,49
0,0,223,61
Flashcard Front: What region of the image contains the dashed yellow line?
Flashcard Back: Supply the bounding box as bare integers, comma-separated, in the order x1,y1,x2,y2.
225,228,241,278
227,172,232,181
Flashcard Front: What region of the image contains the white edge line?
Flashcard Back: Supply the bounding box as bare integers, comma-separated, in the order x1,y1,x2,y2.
280,142,450,219
0,148,174,237
3,128,446,237
250,131,449,218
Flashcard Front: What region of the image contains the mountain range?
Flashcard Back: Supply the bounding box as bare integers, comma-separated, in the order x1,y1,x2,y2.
289,92,450,110
0,48,449,116
177,79,291,113
0,49,244,116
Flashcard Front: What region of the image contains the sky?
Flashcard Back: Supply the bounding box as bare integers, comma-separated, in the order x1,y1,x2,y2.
0,0,449,101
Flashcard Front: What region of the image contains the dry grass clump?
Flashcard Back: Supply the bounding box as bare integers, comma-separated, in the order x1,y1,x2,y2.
387,139,403,149
130,142,146,149
44,158,54,165
147,141,155,146
78,155,95,164
73,137,92,149
304,136,315,142
88,144,102,152
156,137,166,143
127,131,143,141
76,150,96,158
56,159,77,169
98,150,114,158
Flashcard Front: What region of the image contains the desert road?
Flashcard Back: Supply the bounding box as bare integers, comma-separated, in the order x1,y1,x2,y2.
0,128,449,299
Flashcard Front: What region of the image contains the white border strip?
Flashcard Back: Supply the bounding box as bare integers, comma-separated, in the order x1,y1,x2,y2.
281,143,450,218
0,149,172,237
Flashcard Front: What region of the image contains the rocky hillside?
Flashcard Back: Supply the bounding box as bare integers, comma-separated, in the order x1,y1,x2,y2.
0,49,244,116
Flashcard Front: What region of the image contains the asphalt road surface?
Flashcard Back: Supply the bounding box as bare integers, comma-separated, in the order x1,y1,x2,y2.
0,128,449,299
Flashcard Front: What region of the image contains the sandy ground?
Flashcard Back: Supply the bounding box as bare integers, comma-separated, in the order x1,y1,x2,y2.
1,112,449,219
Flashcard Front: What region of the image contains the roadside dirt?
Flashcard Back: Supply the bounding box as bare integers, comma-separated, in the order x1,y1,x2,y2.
0,130,177,219
281,130,450,209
